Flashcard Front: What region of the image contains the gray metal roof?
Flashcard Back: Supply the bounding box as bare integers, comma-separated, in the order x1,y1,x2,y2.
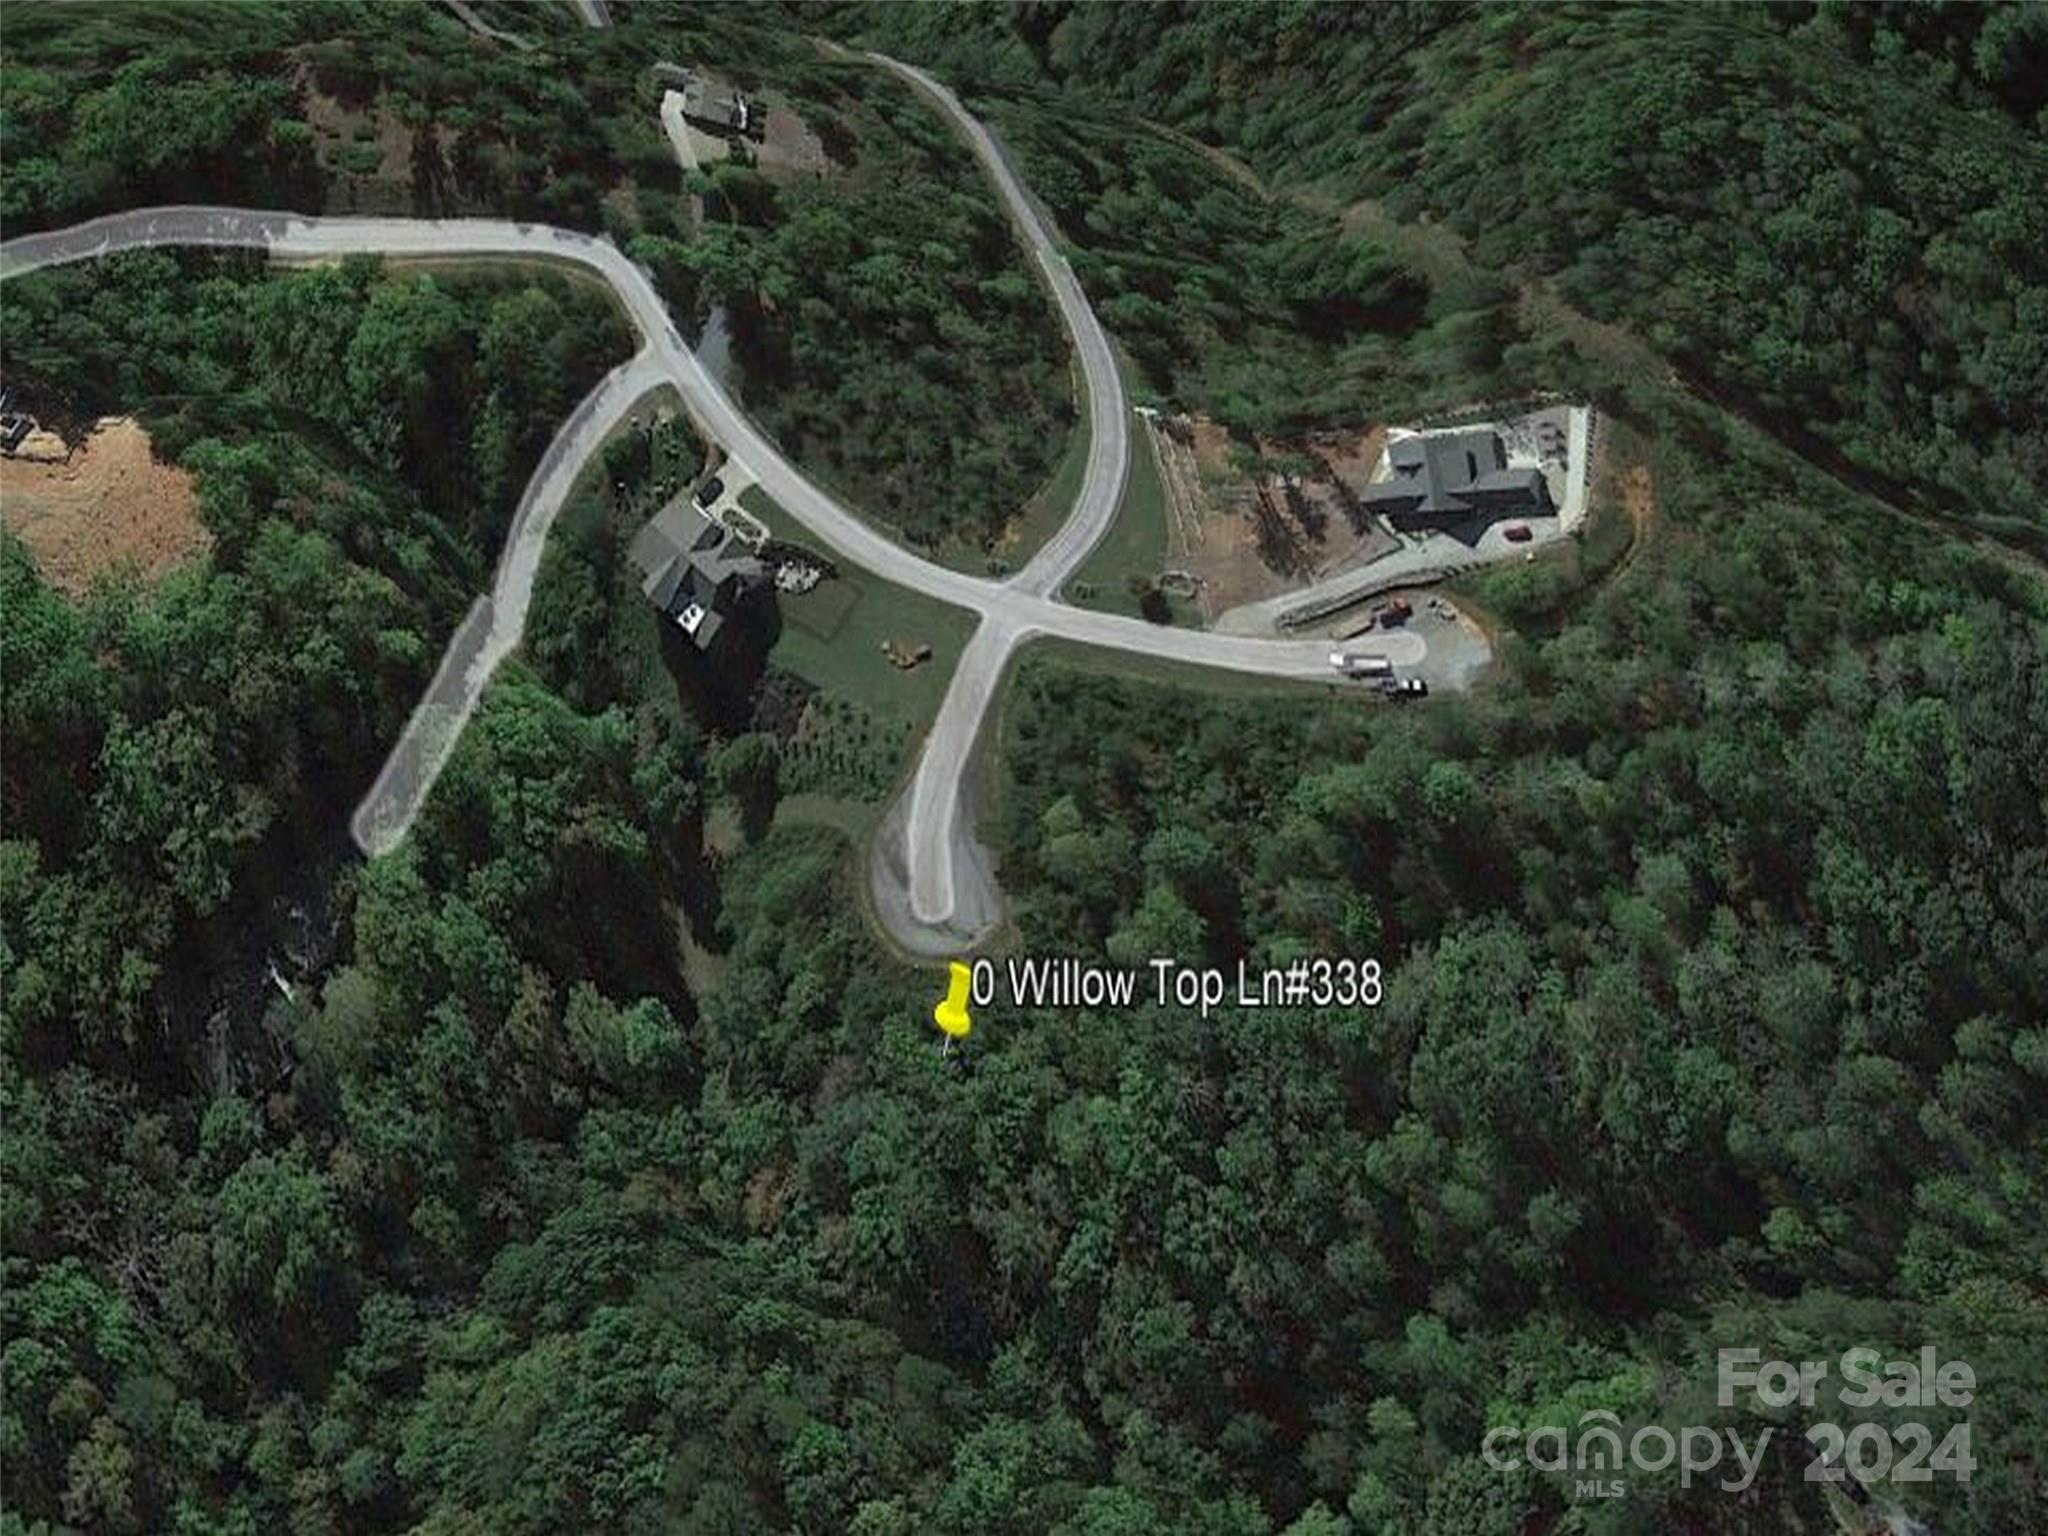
680,79,747,132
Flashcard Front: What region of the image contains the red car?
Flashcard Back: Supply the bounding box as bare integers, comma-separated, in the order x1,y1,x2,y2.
1504,523,1532,543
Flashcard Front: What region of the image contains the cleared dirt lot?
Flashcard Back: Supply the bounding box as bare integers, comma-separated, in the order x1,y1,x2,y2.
1,417,209,596
754,101,831,178
296,66,464,215
1173,414,1397,620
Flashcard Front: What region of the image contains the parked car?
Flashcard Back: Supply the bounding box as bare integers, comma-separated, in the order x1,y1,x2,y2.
694,475,726,510
1378,597,1413,628
1503,522,1532,543
1380,676,1428,699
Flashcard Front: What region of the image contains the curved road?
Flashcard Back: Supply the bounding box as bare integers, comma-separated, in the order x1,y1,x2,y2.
349,346,670,855
866,53,1127,601
0,142,1439,950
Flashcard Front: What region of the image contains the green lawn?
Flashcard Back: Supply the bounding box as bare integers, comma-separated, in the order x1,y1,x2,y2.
1065,408,1198,625
774,791,880,840
740,487,980,735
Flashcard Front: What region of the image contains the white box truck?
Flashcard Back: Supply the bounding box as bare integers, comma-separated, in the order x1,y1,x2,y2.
1329,651,1394,679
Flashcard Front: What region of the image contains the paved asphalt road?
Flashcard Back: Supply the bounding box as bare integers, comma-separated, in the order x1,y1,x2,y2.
438,0,534,51
1,159,1437,951
349,348,670,855
866,53,1129,601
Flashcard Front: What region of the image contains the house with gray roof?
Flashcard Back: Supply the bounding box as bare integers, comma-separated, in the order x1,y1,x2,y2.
628,495,765,651
680,78,751,136
1358,429,1551,538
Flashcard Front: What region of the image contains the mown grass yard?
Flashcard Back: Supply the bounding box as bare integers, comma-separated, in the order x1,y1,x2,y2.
741,487,978,735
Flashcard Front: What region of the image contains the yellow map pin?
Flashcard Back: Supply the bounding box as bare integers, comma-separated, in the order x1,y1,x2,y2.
933,960,973,1038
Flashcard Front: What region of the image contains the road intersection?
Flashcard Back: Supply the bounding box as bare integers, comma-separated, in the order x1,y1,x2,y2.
0,76,1445,952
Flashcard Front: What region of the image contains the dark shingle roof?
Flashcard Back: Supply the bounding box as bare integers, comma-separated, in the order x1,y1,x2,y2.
627,496,763,648
1359,429,1549,519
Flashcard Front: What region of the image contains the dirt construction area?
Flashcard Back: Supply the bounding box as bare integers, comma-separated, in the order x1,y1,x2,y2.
1157,414,1397,621
754,101,832,178
2,417,210,597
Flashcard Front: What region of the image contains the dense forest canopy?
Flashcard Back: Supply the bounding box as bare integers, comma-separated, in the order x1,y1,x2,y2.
969,96,1506,437
844,0,2048,550
1,0,1073,553
4,3,2047,1534
637,65,1074,555
2,250,630,1048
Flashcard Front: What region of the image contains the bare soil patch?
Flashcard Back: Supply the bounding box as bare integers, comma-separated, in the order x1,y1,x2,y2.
743,1163,796,1233
754,100,831,180
2,418,209,596
1188,416,1237,479
297,67,460,211
1622,463,1656,539
1601,459,1659,586
302,83,415,182
1312,423,1389,499
1178,414,1398,619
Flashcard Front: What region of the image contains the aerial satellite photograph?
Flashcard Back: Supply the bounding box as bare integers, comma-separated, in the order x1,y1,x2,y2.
1,1,2044,1531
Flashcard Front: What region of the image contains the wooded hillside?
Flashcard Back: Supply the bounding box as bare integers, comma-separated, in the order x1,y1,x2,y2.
848,0,2048,548
3,5,2045,1533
